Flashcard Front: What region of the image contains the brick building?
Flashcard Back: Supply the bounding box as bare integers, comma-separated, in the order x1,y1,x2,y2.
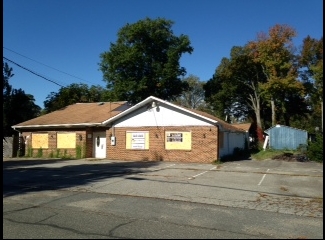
12,96,248,163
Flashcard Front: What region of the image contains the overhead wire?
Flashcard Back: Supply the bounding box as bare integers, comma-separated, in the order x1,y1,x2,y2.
3,47,97,85
3,56,65,87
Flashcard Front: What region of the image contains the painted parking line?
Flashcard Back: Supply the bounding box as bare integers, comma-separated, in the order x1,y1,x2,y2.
138,164,176,174
188,167,217,180
258,169,270,185
150,164,176,171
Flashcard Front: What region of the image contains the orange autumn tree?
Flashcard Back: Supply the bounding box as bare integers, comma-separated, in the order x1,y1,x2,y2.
247,24,305,126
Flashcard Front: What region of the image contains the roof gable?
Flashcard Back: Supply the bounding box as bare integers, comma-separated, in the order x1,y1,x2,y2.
103,96,245,132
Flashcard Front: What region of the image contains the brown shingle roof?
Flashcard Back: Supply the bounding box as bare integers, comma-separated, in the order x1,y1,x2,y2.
13,102,130,128
12,96,247,133
231,123,252,132
176,106,246,132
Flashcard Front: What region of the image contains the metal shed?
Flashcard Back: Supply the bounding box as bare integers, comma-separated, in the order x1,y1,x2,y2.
264,124,308,150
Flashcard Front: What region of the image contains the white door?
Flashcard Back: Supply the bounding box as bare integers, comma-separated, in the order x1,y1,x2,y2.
93,132,106,158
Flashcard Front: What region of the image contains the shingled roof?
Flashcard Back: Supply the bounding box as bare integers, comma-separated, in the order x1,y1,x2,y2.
12,96,247,133
231,123,252,132
12,101,130,129
183,108,246,132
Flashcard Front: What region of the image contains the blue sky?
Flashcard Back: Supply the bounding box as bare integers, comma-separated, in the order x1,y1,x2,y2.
3,0,323,108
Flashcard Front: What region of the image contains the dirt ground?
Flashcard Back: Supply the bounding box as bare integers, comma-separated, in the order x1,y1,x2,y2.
272,153,309,162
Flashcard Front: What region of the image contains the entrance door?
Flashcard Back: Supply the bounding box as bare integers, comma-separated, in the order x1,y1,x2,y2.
93,132,106,158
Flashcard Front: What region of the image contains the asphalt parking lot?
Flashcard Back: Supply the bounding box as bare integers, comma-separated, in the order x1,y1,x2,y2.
3,158,323,218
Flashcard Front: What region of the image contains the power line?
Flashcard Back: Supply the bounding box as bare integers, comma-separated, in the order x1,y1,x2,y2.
3,47,96,85
3,57,65,87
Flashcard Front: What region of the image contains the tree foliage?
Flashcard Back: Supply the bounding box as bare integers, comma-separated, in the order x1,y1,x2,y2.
99,17,193,104
298,36,323,132
173,75,207,109
247,24,306,126
204,46,268,143
3,62,41,136
204,25,320,146
43,83,109,113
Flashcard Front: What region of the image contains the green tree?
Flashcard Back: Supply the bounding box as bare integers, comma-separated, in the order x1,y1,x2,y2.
173,75,207,109
298,36,323,132
3,62,13,95
3,62,41,136
247,24,305,126
204,46,268,143
99,17,193,104
3,62,14,136
43,83,109,113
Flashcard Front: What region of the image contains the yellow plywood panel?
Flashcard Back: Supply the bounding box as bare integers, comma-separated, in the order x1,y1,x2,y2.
145,132,149,149
126,131,149,149
57,133,76,149
32,133,48,149
165,131,191,150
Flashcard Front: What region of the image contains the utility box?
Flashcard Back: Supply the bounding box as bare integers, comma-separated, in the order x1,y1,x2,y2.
110,136,116,146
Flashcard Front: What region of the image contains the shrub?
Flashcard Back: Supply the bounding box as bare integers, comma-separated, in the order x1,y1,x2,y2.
26,147,33,157
56,149,61,158
76,145,82,159
307,133,323,162
36,148,43,158
75,143,86,159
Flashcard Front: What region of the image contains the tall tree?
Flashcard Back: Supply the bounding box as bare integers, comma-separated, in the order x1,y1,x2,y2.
298,36,323,132
43,83,109,113
3,62,13,96
173,75,206,109
204,46,268,143
99,17,193,104
247,24,305,126
3,62,14,137
3,62,41,136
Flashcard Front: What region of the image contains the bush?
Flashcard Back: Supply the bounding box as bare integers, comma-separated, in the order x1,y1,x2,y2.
307,133,323,162
36,148,43,158
76,145,82,159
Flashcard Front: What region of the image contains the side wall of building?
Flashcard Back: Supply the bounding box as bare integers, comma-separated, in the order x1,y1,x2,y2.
106,126,219,163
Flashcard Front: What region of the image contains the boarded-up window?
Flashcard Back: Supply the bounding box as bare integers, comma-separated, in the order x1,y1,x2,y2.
219,131,224,148
126,131,149,149
165,131,191,150
32,133,48,149
57,133,76,148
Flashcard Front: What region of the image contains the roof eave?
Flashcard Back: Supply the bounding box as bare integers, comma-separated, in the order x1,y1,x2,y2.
12,123,101,129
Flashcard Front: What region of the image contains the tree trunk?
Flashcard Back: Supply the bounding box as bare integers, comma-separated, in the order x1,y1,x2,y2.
271,98,276,126
255,98,264,143
321,101,323,132
247,81,264,145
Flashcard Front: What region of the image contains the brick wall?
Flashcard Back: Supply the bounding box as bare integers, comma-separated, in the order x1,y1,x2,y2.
22,130,88,158
19,126,219,163
107,126,219,163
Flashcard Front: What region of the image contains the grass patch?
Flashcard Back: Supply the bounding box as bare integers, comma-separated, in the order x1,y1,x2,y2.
251,149,296,161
